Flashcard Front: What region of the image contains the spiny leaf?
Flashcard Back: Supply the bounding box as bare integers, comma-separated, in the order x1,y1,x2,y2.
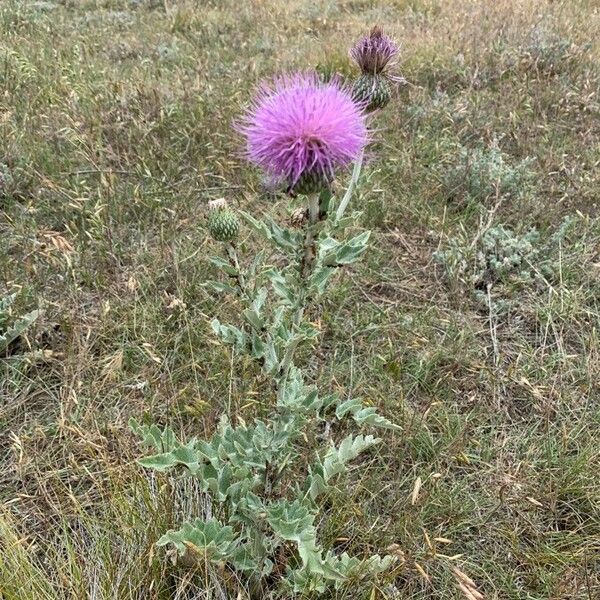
211,318,248,351
265,215,302,252
243,287,268,329
0,293,16,315
204,280,237,294
306,434,381,501
158,518,240,560
336,398,402,431
138,443,202,474
208,255,239,276
239,210,271,240
319,231,371,267
309,265,335,295
129,418,180,453
266,499,327,574
265,269,296,306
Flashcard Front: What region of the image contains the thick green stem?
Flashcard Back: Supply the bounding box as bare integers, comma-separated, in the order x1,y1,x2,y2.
301,193,320,277
279,194,320,387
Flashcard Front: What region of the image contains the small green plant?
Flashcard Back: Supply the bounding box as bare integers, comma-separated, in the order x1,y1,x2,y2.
132,29,401,598
0,293,40,355
434,217,574,294
441,143,533,205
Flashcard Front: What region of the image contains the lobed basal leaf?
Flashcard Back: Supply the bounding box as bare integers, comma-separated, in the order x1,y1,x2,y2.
319,231,371,267
336,397,402,431
129,418,181,453
306,434,381,501
158,518,257,571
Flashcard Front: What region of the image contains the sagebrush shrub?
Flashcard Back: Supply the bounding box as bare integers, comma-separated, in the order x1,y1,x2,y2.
434,217,575,295
521,26,581,75
441,143,533,204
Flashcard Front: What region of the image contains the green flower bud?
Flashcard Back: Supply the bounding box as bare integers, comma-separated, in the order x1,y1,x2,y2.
207,200,239,242
352,73,392,112
289,169,332,196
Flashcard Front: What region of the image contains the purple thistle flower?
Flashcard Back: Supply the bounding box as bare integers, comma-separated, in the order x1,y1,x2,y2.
239,73,367,193
350,26,399,75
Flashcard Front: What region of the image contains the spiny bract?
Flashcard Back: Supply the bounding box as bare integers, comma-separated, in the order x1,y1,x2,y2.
352,73,392,112
207,206,239,242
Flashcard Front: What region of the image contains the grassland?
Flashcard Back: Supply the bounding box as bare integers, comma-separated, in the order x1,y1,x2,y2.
0,0,599,598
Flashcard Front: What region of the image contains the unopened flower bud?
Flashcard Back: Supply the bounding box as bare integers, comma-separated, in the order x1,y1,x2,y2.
350,26,400,112
350,26,399,76
289,169,333,196
352,73,392,112
207,199,239,242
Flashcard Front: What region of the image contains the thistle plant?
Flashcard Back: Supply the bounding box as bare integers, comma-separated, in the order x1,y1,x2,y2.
133,31,400,598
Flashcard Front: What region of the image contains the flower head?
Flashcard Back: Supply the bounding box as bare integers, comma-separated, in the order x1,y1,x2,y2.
239,73,367,193
350,26,399,75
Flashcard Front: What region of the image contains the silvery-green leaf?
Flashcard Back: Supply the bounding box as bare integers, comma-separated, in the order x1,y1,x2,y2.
327,231,371,266
263,338,279,374
324,551,394,588
129,419,179,453
157,518,239,561
251,332,266,359
334,211,362,230
243,287,268,329
0,293,16,314
335,397,401,431
208,255,238,276
295,321,320,340
230,544,259,571
211,318,247,351
0,308,40,353
306,434,381,501
318,237,339,254
204,280,237,294
240,210,271,240
278,366,305,407
266,269,296,306
266,499,325,574
265,216,302,252
351,407,402,431
309,266,335,295
247,249,266,280
284,568,328,594
138,443,202,474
